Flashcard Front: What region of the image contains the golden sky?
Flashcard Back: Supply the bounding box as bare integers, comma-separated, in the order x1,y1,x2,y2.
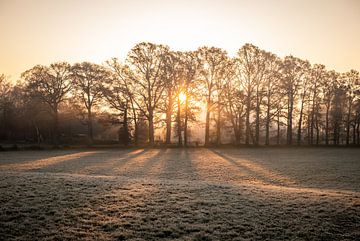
1,0,359,81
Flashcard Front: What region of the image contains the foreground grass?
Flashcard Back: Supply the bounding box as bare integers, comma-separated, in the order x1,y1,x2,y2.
0,148,359,240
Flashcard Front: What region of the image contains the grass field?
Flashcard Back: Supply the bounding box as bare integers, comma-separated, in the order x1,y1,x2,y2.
0,148,359,240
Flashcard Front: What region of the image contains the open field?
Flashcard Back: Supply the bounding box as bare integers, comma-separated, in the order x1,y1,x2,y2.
0,148,359,240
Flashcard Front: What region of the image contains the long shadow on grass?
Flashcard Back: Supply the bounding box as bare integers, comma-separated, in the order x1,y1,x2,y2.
219,147,360,192
125,148,166,177
155,148,200,181
2,149,359,240
26,149,149,175
208,149,294,186
0,150,84,166
0,151,99,172
77,148,151,176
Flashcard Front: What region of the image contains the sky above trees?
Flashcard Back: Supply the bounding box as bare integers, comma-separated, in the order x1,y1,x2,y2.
1,0,359,81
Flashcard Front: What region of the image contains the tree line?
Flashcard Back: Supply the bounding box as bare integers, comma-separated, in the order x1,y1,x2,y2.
0,42,359,147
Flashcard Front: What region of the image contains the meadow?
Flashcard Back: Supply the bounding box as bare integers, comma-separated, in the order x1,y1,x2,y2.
0,147,359,240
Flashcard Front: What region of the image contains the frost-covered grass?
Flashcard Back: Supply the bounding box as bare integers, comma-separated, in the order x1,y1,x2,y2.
0,148,359,240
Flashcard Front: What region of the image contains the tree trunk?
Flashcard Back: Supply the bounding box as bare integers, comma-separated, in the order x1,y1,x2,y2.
130,100,138,145
287,93,293,145
245,95,251,145
255,96,260,146
297,100,304,145
165,91,173,144
310,87,317,145
177,95,182,146
205,96,211,146
148,109,154,145
334,121,339,146
238,113,243,144
356,121,360,145
307,108,311,145
216,103,221,146
316,117,320,145
346,99,351,146
123,106,130,146
53,107,59,146
87,108,93,145
352,124,356,145
235,129,241,145
184,93,189,147
277,110,281,145
32,120,41,145
310,108,314,145
265,105,270,146
325,105,330,145
230,112,241,145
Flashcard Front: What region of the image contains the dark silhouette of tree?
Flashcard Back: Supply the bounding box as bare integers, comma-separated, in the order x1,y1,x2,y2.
22,62,72,145
281,56,309,145
180,51,201,147
308,64,326,145
197,46,229,146
126,42,169,145
0,74,11,106
235,44,266,145
107,58,141,145
331,85,346,145
71,62,110,145
223,72,245,145
342,70,360,145
322,70,339,145
162,51,183,145
2,42,360,147
262,52,283,145
213,57,235,145
354,99,360,144
101,69,130,145
0,74,11,119
295,62,311,145
0,74,13,140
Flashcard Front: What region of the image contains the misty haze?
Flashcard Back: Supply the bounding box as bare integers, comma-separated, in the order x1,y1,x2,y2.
0,0,359,240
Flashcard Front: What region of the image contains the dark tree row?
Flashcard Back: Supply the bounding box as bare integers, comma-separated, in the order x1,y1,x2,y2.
0,42,359,146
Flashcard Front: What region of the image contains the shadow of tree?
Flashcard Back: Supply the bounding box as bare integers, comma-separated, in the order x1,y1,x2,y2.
208,149,295,186
16,149,150,175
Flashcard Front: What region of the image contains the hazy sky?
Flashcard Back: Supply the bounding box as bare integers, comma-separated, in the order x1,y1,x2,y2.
1,0,359,81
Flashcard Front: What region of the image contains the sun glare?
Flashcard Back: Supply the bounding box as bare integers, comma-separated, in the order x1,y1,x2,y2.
179,91,187,103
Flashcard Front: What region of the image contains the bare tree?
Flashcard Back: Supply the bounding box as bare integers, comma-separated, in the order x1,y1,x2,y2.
235,44,267,145
0,74,12,119
223,72,245,145
126,42,169,145
0,74,11,102
214,57,235,145
331,85,347,145
22,62,71,145
162,51,183,145
342,70,360,145
295,62,311,145
107,58,141,145
197,46,229,146
71,62,110,145
181,51,201,146
281,56,309,145
262,53,282,145
0,74,13,139
322,71,339,145
101,69,131,145
307,64,326,145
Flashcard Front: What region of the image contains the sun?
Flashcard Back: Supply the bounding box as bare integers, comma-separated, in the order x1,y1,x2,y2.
179,91,187,103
